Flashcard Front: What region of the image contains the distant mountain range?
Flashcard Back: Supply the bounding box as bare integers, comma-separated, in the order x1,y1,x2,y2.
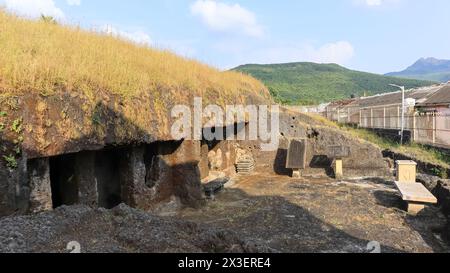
386,57,450,82
232,62,435,105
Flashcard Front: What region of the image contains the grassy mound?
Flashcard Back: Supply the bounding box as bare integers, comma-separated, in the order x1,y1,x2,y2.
0,10,267,101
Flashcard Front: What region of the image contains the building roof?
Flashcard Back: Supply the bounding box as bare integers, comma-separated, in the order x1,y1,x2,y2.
418,85,450,106
347,84,444,109
328,98,357,108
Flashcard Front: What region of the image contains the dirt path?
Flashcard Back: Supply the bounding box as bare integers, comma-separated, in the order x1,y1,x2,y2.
180,174,449,253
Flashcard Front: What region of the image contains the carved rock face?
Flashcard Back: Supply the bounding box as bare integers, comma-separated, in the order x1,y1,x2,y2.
208,149,223,171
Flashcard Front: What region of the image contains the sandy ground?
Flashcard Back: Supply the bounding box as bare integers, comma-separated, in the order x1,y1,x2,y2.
180,173,449,253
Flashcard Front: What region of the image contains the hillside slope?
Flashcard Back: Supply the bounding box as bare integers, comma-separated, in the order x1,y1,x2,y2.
233,62,435,105
386,57,450,82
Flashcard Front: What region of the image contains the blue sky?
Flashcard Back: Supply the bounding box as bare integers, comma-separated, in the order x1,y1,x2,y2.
2,0,450,74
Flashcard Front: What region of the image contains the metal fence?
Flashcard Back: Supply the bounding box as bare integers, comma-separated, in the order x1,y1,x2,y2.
322,105,450,148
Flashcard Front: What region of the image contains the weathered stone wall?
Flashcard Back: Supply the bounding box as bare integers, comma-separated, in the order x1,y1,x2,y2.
251,110,391,178
27,158,52,213
131,140,204,211
199,143,210,180
0,155,29,217
208,141,237,177
0,140,206,217
0,164,20,217
18,90,269,160
75,152,98,207
0,87,267,217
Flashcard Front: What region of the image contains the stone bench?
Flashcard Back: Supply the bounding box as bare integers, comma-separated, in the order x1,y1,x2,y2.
203,177,230,199
394,182,438,215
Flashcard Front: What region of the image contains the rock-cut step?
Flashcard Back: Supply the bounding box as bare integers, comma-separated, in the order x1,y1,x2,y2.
236,158,255,175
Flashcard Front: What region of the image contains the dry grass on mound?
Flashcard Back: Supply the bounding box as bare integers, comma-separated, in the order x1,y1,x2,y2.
0,10,267,101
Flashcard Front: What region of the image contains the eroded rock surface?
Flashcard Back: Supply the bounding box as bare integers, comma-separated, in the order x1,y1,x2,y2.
0,204,274,253
247,109,391,178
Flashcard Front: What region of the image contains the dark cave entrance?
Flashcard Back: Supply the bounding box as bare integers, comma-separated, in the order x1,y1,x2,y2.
49,154,79,208
36,139,204,212
49,147,126,210
95,148,124,209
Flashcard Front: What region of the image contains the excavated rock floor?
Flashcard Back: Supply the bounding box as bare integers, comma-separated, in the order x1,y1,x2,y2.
181,174,450,253
0,174,448,253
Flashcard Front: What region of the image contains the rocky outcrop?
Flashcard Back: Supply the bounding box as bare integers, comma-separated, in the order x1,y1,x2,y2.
0,86,268,217
416,174,450,241
250,109,391,178
383,150,450,178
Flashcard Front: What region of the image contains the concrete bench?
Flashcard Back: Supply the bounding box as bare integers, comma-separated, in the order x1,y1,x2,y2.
394,182,437,215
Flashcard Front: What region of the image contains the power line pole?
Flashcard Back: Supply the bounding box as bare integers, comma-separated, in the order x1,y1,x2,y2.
390,84,406,145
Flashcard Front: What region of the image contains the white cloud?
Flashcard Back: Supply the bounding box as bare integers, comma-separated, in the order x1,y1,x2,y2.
66,0,81,6
306,41,355,64
217,41,355,69
4,0,65,19
354,0,401,7
100,25,152,46
260,41,355,65
190,0,264,38
364,0,383,6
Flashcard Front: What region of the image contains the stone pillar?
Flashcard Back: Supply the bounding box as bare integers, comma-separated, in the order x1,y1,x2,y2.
199,143,210,180
75,151,98,207
334,159,343,180
27,158,53,213
169,140,203,208
119,146,146,208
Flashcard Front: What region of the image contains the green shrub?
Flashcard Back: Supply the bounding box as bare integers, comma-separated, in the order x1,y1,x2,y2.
3,154,18,169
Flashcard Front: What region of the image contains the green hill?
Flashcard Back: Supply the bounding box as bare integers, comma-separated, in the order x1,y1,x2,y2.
233,62,436,105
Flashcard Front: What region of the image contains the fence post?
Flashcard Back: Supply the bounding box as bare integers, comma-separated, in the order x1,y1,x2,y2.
348,108,351,123
397,106,401,130
359,109,362,128
412,112,416,142
432,113,436,144
370,108,373,128
383,107,386,129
